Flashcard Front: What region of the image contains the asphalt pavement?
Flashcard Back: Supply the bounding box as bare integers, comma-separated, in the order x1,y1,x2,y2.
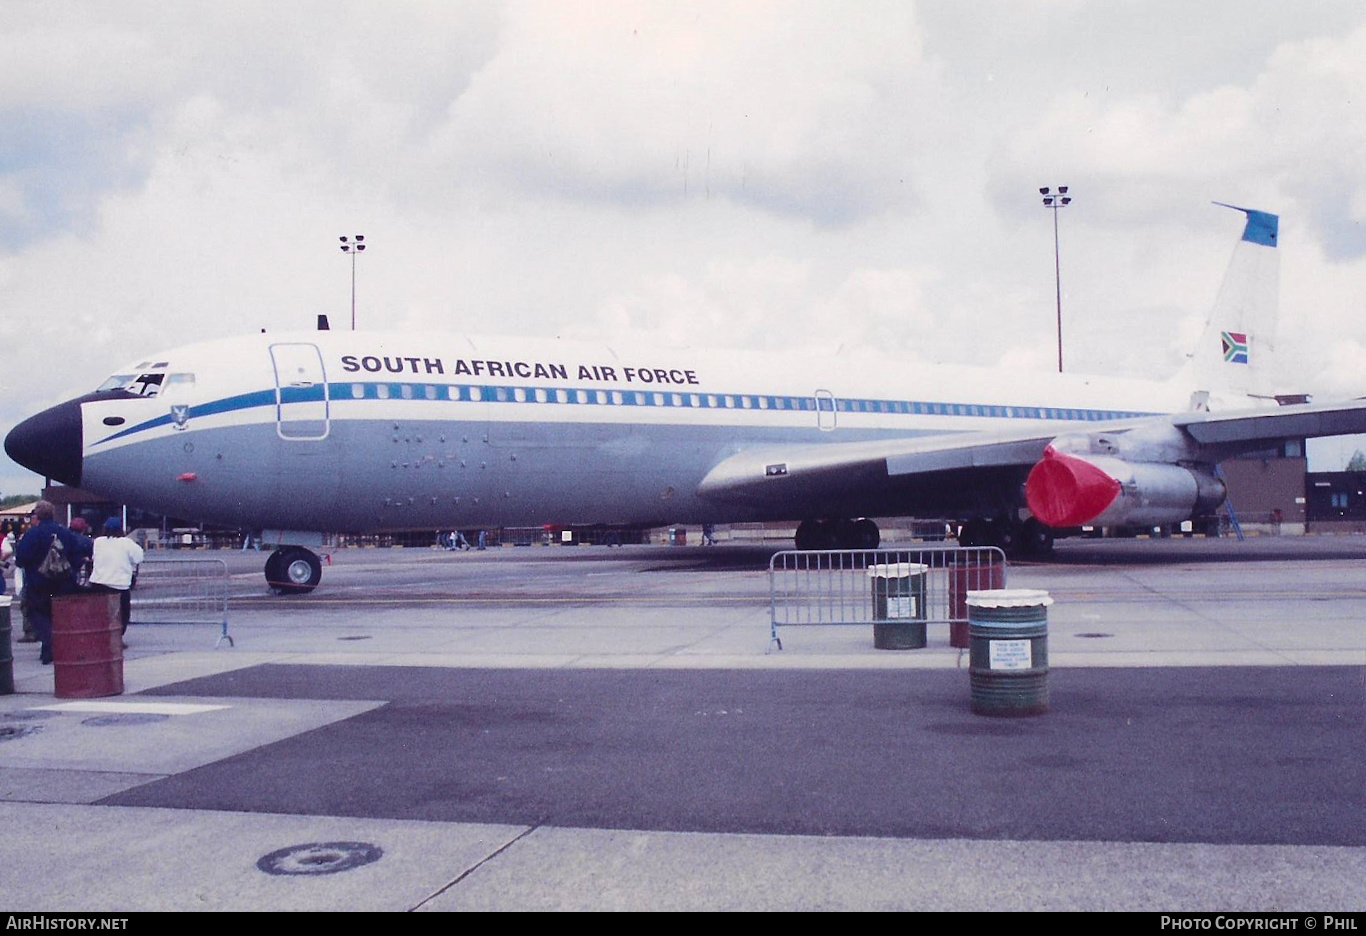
1,535,1364,911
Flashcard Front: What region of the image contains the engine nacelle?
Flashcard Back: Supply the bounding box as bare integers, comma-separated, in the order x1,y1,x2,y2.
1025,447,1226,529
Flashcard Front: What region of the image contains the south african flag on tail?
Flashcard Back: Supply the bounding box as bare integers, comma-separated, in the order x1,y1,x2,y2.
1221,331,1249,364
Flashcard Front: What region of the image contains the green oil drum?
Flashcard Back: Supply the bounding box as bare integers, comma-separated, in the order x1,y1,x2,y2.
967,589,1051,716
0,596,12,695
868,563,929,649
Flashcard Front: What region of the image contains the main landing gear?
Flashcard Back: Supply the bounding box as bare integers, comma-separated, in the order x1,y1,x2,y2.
265,546,323,595
794,518,881,551
957,517,1054,559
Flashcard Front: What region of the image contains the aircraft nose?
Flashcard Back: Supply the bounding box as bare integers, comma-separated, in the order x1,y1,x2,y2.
5,397,85,487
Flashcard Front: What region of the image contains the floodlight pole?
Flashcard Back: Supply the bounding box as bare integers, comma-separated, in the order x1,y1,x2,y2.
339,234,366,330
1039,187,1071,373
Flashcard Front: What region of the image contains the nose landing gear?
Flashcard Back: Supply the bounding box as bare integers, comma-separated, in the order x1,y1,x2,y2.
265,546,323,594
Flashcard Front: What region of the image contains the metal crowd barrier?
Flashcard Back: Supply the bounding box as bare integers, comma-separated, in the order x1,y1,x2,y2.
768,546,1008,650
129,557,233,647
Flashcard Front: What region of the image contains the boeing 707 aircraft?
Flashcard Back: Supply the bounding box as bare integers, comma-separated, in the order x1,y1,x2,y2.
9,205,1366,593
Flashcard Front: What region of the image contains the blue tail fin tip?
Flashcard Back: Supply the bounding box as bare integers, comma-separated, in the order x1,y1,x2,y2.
1213,201,1278,248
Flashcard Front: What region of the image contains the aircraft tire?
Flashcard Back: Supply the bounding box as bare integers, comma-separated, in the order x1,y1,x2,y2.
957,519,984,548
1020,518,1055,558
795,520,828,551
995,520,1018,555
269,546,322,595
852,518,880,550
264,550,285,592
796,518,880,550
828,519,855,549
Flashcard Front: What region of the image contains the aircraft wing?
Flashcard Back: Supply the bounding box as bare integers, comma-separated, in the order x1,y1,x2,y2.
695,427,1056,510
696,395,1366,514
1172,396,1366,446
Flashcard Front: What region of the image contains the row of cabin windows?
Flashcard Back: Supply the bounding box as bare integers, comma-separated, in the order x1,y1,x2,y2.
346,383,811,409
97,370,1146,424
339,382,1146,422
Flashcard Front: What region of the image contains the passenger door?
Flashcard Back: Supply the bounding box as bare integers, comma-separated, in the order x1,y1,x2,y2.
270,343,329,440
815,389,837,432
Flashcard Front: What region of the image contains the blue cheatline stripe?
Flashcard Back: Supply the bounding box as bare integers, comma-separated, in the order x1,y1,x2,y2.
91,389,280,446
87,380,1161,448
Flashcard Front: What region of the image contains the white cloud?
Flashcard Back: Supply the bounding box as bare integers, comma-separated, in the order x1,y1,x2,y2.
433,0,933,223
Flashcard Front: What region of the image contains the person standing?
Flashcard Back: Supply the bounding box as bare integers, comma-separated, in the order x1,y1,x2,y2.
14,501,93,665
0,524,12,594
89,518,144,646
12,514,36,642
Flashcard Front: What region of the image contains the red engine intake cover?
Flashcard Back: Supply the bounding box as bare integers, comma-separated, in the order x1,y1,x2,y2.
1025,447,1123,528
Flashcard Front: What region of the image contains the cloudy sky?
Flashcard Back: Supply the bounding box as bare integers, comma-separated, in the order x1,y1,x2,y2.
4,0,1366,494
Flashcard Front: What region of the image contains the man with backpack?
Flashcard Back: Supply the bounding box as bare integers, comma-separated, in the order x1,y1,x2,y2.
14,501,93,666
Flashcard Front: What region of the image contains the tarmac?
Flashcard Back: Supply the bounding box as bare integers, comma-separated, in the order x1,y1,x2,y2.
1,536,1364,911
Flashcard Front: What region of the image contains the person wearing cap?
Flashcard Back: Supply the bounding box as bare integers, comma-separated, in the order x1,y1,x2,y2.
68,518,94,587
89,518,145,645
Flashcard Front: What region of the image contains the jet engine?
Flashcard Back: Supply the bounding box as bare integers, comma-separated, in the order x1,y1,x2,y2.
1025,446,1226,529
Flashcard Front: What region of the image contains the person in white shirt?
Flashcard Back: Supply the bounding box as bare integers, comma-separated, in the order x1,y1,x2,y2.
1,528,13,593
89,518,145,644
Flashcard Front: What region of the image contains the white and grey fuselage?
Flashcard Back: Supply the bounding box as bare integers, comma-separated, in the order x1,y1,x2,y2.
26,330,1192,533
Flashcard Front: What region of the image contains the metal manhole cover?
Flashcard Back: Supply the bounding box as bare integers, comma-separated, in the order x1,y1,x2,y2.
81,713,171,727
337,635,373,641
256,842,383,876
0,711,57,721
0,724,41,742
1074,632,1114,639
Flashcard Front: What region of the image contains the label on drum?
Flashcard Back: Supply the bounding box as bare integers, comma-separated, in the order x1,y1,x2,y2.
887,596,918,619
989,638,1032,670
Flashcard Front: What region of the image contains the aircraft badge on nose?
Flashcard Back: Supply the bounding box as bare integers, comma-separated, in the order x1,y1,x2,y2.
170,404,190,430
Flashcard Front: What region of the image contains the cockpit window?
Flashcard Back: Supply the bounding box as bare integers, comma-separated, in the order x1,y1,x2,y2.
128,373,165,396
96,372,167,397
97,374,135,393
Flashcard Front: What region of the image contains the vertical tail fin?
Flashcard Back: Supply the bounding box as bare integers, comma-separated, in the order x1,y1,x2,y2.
1184,203,1280,403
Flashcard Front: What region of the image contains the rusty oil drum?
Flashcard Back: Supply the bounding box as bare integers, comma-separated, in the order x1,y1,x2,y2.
967,589,1051,716
51,593,124,699
948,559,1005,648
